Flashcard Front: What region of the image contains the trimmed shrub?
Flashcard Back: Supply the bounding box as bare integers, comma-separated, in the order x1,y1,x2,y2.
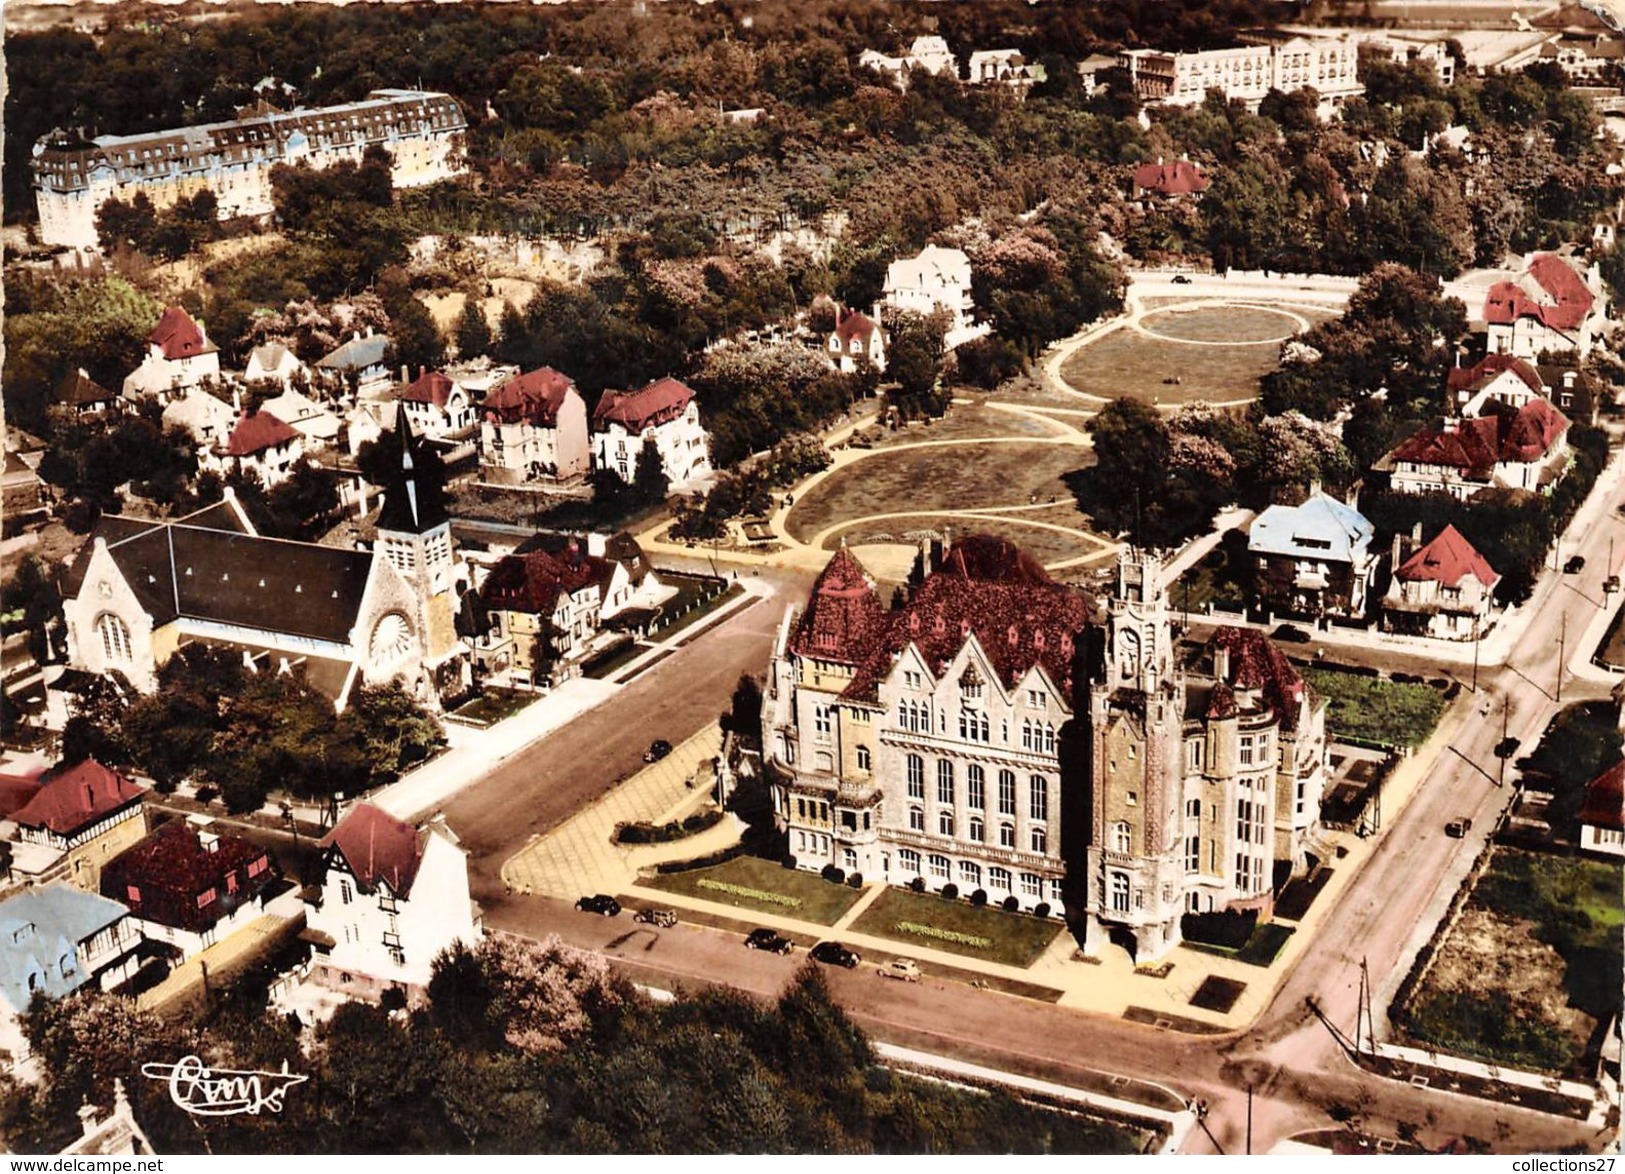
970,889,988,908
941,883,959,900
195,785,219,805
1034,902,1052,919
1002,895,1020,913
909,877,926,893
821,864,846,885
782,855,797,870
847,872,863,888
615,808,724,845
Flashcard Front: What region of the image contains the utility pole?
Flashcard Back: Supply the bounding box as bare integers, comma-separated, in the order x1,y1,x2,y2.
1471,619,1480,693
1557,611,1567,704
1499,699,1510,788
1245,1084,1253,1156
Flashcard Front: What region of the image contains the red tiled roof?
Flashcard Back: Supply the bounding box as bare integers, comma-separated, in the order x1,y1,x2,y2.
480,544,615,617
102,819,274,933
12,759,145,837
399,370,455,409
1133,159,1209,196
56,369,113,408
1389,399,1568,473
593,377,695,433
1207,627,1311,731
0,771,43,819
836,537,1094,707
1579,758,1624,832
1396,524,1500,589
1446,354,1544,398
483,367,575,426
148,306,215,361
225,409,299,457
323,802,424,897
1483,254,1594,332
791,546,887,665
834,308,878,344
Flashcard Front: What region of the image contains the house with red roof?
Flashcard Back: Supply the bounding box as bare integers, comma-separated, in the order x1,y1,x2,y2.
478,540,622,679
479,366,590,485
1381,524,1501,641
1380,396,1570,500
591,377,712,488
1577,759,1624,859
391,368,476,440
0,758,148,893
1483,253,1605,359
1446,354,1546,416
121,307,220,401
826,306,887,374
305,803,479,1005
1132,157,1210,200
199,408,305,488
101,817,279,960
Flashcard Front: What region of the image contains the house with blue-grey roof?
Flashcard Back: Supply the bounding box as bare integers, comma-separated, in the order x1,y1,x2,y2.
1248,489,1377,619
316,329,393,399
0,884,142,1074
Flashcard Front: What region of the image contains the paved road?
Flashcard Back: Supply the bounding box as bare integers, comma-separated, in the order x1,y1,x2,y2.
441,561,808,897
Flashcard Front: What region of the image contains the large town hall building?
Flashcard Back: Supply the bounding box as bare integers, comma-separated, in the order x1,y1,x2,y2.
762,537,1329,960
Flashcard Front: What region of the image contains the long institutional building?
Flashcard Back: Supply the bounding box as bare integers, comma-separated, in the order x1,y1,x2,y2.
763,537,1329,960
31,89,467,250
1119,34,1363,111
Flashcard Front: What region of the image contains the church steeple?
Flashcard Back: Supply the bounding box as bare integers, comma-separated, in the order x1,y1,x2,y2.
377,405,447,536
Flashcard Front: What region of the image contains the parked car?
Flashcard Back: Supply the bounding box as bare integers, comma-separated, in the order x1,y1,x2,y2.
633,908,678,928
810,942,861,969
576,894,621,916
1171,274,1191,284
1445,818,1473,838
745,928,793,954
1564,555,1586,574
1606,575,1620,594
1272,623,1313,644
644,739,673,763
1494,736,1520,759
879,959,922,982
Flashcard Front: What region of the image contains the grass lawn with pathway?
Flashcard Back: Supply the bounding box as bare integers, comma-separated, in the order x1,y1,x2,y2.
642,855,864,925
849,887,1064,967
1302,667,1448,748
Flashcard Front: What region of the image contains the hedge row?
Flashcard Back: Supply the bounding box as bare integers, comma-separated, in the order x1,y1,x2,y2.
615,808,724,845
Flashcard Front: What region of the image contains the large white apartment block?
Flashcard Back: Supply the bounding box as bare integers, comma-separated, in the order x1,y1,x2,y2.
32,89,467,250
882,245,983,348
1119,37,1362,111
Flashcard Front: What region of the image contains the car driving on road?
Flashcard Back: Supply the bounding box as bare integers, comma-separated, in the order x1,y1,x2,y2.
745,928,793,954
633,908,678,928
879,959,921,982
644,739,673,762
810,942,861,969
1445,818,1473,838
576,894,621,916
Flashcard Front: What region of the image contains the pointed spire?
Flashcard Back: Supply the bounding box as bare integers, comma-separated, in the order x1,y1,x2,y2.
375,403,446,535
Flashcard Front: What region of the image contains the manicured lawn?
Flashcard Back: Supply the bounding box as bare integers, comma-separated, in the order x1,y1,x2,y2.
642,855,864,925
450,688,538,725
1403,847,1623,1077
1139,305,1302,344
849,887,1063,967
580,637,643,679
1301,667,1448,748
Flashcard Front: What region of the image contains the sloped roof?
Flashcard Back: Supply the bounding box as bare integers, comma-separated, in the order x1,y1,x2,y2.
1446,354,1544,398
1134,159,1210,196
148,307,215,361
316,333,390,372
1579,759,1624,831
1396,524,1500,589
398,370,456,410
483,367,575,426
1389,399,1569,473
593,377,696,433
833,309,878,344
102,820,275,933
481,543,615,616
225,409,299,457
375,410,448,534
1483,254,1595,332
791,546,887,666
322,802,424,897
1249,493,1374,563
11,759,145,837
247,342,300,373
0,885,129,1010
56,369,113,408
1206,626,1313,731
836,536,1094,707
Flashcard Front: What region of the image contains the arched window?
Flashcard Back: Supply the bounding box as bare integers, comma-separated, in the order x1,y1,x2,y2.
999,823,1015,848
856,746,872,771
97,614,132,662
998,770,1017,815
1041,722,1056,754
936,760,954,805
909,806,924,831
938,811,955,837
1031,827,1047,853
966,765,985,810
1029,776,1049,822
958,861,982,886
1112,821,1132,854
968,817,984,843
906,754,924,798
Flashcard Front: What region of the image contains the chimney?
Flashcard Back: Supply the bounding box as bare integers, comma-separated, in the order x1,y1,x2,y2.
1412,521,1423,543
587,532,607,557
76,1102,100,1137
78,367,88,379
1214,643,1230,682
1308,478,1322,499
1391,530,1403,568
402,364,409,383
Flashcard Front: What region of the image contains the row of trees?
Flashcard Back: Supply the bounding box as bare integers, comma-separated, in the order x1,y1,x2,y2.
0,940,1144,1154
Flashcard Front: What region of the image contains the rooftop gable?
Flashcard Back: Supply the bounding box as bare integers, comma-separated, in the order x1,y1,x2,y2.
484,366,575,425
593,377,695,433
323,802,425,897
148,307,215,362
12,759,145,838
102,820,274,933
1580,759,1624,831
1248,493,1374,563
0,885,128,1009
1396,524,1500,589
225,409,299,457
